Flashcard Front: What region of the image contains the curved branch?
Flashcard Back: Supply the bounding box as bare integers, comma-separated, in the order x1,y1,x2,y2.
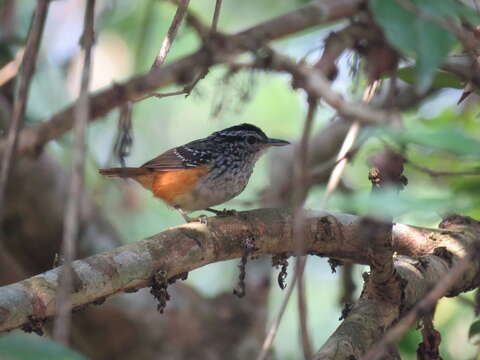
314,215,480,360
2,0,364,157
0,208,469,334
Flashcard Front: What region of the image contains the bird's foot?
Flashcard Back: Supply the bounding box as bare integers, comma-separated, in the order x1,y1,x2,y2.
183,214,209,224
206,208,238,217
176,206,208,224
192,214,208,224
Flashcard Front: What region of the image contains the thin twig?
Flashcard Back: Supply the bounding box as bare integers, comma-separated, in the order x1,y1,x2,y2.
0,0,50,218
168,0,224,96
211,0,222,33
133,75,207,102
53,0,95,344
295,97,317,360
257,97,317,360
321,81,379,208
0,48,24,87
257,267,298,360
166,0,210,38
151,0,190,69
362,256,472,360
321,121,360,207
308,146,360,185
140,0,221,102
135,0,197,102
134,0,190,102
151,89,191,98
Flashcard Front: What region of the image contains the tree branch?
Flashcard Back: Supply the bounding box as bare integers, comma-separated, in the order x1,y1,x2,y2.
0,208,477,335
211,0,222,33
151,0,190,69
251,50,397,125
294,97,318,359
166,0,210,38
1,0,364,157
53,0,96,344
363,255,472,360
0,0,50,215
314,214,480,360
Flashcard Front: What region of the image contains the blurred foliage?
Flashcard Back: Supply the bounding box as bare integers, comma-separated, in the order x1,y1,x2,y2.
2,0,480,359
0,333,87,360
395,67,465,90
371,0,479,92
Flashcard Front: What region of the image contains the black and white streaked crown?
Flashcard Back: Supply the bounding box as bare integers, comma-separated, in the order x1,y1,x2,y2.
212,123,268,140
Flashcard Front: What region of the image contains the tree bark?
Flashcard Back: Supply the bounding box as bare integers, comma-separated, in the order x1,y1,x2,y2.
315,215,480,359
0,208,477,338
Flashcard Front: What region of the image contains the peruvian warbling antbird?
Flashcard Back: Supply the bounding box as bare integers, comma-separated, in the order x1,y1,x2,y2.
99,123,290,222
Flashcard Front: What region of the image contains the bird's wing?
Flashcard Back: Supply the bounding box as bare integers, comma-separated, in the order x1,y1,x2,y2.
141,142,212,171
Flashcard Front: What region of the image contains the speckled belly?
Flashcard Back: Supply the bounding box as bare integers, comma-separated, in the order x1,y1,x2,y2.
173,169,251,212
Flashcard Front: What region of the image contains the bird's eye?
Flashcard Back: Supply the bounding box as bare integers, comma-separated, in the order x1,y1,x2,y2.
247,136,257,145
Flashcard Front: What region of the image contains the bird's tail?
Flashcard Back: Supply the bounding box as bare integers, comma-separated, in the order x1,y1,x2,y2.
98,167,150,178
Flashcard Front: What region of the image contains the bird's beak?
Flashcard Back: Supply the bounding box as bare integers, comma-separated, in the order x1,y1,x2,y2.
266,138,290,146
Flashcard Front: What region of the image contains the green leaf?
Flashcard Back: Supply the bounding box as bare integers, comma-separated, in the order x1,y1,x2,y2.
396,67,464,89
456,5,480,25
0,333,87,360
371,0,416,53
415,19,456,92
371,0,458,92
469,320,480,344
419,0,464,17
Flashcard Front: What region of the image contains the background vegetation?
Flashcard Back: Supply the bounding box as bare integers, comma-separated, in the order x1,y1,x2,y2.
1,0,480,359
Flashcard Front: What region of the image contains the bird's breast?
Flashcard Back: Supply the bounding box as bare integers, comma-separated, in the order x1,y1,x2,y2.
178,161,254,211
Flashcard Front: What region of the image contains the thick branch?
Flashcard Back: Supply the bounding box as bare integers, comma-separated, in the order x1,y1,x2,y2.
0,208,473,334
315,215,480,360
2,0,364,157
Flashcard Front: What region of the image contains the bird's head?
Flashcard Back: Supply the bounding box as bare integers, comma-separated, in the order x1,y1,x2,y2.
211,123,290,156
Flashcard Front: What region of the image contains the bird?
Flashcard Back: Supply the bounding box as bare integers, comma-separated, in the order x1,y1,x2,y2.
99,123,290,222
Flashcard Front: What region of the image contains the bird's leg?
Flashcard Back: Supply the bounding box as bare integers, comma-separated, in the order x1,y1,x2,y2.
175,206,194,222
205,207,238,217
175,206,208,224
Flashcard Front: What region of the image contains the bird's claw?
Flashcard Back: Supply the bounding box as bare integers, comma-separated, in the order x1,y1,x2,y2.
206,207,238,217
186,214,208,224
197,215,208,224
218,208,237,217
